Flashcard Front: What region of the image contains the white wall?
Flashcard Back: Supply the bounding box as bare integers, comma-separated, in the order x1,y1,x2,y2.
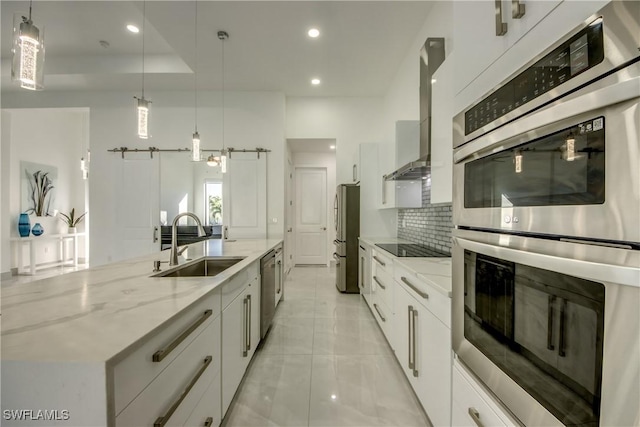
2,108,88,270
291,151,336,264
1,111,11,275
2,90,285,266
285,96,397,236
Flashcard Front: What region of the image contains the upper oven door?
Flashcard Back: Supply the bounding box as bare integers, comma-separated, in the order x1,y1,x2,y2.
453,72,640,244
451,228,640,427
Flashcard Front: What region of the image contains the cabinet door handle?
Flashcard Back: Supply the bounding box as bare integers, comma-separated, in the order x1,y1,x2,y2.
247,294,252,352
204,417,214,427
360,257,364,289
512,0,525,18
412,308,419,377
373,303,386,322
243,296,249,357
547,295,555,350
353,164,357,182
223,226,229,240
154,356,212,427
153,310,213,362
373,256,386,267
558,298,567,357
373,275,386,290
153,226,159,243
401,277,428,300
277,260,282,293
495,0,508,36
381,176,387,205
468,407,485,427
408,306,414,370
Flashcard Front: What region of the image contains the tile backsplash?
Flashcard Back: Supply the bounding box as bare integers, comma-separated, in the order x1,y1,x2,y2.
397,175,453,254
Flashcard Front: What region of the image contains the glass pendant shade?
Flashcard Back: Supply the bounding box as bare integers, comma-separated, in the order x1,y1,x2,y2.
192,132,201,161
136,97,150,139
11,14,45,91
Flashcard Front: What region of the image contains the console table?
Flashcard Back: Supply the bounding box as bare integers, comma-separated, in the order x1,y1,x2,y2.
10,233,85,275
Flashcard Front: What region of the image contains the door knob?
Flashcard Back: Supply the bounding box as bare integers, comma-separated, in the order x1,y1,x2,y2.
287,228,293,232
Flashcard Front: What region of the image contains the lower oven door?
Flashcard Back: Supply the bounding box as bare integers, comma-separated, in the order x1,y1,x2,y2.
452,228,640,427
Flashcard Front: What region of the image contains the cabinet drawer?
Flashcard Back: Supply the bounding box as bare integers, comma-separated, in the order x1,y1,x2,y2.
371,249,393,275
221,261,258,309
452,361,517,427
184,370,221,427
116,316,221,427
113,290,221,415
372,267,393,311
394,263,450,328
371,297,393,349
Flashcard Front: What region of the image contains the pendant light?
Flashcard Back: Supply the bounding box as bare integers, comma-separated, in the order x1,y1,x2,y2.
218,30,229,173
191,1,201,162
134,0,151,139
11,0,45,90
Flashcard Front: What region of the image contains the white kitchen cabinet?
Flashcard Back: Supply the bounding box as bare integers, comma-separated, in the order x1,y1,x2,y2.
358,239,372,306
453,0,562,97
116,316,221,427
393,271,452,427
454,0,609,114
221,276,260,415
451,359,519,427
370,248,396,350
184,371,222,427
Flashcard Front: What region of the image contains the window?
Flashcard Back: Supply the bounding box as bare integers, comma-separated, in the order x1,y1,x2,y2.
205,181,223,226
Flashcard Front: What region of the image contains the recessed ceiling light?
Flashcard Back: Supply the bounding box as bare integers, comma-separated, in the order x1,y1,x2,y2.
127,24,140,33
329,145,336,150
308,28,320,38
311,78,321,85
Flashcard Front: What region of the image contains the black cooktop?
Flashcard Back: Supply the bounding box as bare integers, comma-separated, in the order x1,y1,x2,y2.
375,243,450,258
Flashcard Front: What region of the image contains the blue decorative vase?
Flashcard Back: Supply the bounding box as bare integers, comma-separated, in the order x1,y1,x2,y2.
32,222,44,236
18,213,31,237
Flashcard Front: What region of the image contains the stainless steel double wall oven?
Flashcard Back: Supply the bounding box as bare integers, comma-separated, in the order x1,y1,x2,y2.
452,2,640,426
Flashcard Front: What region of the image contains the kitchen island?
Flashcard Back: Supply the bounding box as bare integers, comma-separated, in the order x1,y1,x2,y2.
1,238,282,427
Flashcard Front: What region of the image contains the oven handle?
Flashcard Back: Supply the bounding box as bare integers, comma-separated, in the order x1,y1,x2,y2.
547,295,555,351
454,76,640,164
453,235,639,287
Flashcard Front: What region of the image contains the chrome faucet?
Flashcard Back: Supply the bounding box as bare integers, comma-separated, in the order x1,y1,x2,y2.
169,212,207,266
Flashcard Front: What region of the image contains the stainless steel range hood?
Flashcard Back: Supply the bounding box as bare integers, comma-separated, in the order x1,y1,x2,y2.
385,37,445,181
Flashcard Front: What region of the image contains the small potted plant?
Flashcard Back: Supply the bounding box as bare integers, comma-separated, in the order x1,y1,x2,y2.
59,208,87,234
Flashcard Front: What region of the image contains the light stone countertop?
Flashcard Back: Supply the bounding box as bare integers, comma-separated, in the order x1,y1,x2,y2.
394,257,452,298
1,238,282,364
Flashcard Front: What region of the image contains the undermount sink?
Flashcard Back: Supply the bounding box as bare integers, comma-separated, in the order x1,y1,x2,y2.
153,257,245,277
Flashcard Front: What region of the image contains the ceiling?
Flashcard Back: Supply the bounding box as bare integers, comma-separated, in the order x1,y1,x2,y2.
1,1,434,96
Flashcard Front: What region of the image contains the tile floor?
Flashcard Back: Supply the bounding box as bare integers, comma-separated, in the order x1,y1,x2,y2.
223,265,430,427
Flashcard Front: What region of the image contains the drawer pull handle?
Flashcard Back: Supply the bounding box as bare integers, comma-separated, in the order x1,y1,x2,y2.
154,356,212,427
401,277,428,300
153,310,213,362
412,308,419,377
495,0,508,36
373,256,386,267
204,417,213,427
408,306,414,370
373,275,386,290
243,296,249,357
373,303,386,322
468,407,485,427
247,294,252,353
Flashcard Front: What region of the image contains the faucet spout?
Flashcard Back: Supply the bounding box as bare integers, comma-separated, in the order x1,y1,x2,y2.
169,212,207,266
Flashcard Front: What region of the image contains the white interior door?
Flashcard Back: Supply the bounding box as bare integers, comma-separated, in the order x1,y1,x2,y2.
294,167,327,265
222,152,267,239
117,153,160,260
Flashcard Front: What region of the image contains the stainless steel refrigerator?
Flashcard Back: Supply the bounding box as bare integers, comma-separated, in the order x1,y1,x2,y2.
333,184,360,293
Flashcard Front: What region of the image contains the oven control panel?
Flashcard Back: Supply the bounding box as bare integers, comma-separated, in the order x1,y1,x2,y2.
464,19,604,136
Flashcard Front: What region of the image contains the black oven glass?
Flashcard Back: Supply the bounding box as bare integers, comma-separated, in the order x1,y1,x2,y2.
464,18,604,135
463,250,605,426
464,117,605,208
